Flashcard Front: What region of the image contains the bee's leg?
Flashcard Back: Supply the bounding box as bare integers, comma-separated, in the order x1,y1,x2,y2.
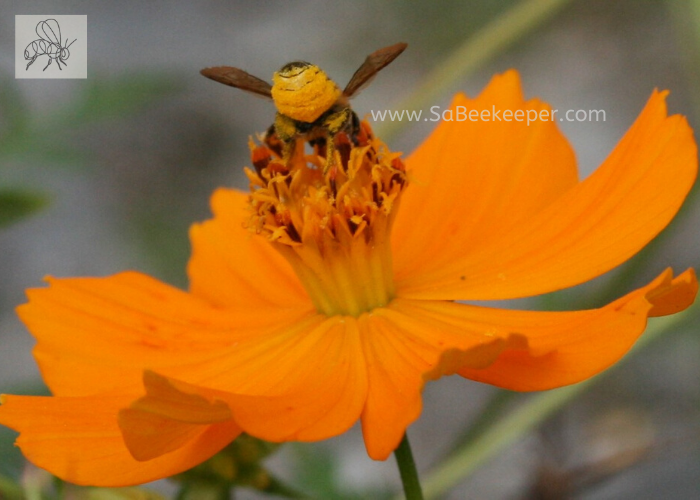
308,135,326,157
273,113,298,165
263,123,285,157
26,57,36,70
349,111,361,146
264,123,276,140
43,58,52,71
324,134,337,175
322,108,352,175
282,140,296,164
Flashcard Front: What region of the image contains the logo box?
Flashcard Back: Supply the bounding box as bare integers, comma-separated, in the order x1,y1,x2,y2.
15,15,87,79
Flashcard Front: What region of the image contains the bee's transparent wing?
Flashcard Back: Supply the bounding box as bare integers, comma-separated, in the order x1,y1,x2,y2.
200,66,273,99
343,42,407,99
37,19,62,45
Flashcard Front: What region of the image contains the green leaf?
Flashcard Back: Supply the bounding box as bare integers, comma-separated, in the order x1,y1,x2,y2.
0,189,49,228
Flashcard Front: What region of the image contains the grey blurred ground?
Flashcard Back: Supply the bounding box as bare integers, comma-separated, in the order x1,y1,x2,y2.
0,1,699,498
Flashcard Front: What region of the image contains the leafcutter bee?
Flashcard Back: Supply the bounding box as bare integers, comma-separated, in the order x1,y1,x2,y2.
24,19,76,71
200,42,407,171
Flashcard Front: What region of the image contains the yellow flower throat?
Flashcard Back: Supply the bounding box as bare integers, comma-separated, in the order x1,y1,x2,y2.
245,123,407,317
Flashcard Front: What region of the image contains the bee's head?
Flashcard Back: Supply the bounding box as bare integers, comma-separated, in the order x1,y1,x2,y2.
271,61,341,123
277,61,313,77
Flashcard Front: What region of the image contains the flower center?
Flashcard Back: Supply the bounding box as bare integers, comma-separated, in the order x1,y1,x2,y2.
245,122,407,317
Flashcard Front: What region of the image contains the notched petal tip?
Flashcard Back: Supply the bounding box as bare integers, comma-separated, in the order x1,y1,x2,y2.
647,268,698,317
455,268,697,391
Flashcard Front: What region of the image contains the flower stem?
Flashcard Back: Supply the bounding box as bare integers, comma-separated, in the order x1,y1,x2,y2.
394,433,424,500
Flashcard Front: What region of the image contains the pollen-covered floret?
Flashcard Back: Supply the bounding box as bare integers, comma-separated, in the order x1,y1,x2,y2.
244,122,407,316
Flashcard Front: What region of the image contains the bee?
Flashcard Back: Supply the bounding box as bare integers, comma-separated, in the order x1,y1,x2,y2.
24,19,76,71
200,42,407,171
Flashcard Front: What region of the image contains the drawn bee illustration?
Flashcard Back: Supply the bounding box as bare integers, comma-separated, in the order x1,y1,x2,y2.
24,19,77,71
200,43,407,171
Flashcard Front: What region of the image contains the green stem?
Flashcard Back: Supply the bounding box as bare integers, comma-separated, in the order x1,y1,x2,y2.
377,0,575,141
394,433,424,500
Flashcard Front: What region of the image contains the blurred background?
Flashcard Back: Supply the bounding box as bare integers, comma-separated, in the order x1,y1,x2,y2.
0,0,699,498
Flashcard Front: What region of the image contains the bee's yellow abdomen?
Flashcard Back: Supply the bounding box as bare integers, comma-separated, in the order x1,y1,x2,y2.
272,63,341,123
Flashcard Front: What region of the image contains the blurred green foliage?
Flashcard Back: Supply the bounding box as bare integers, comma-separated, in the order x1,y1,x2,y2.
0,473,24,500
0,473,167,500
173,435,312,500
0,72,183,228
0,189,48,228
291,443,391,500
0,73,182,163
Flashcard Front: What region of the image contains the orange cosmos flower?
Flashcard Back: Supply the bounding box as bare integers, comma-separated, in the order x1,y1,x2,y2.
0,70,697,486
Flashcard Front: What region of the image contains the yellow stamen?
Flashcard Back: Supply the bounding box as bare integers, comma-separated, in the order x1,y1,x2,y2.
245,123,407,317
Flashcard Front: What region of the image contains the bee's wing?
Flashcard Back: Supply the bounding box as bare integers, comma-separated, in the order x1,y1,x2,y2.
37,19,62,44
200,66,273,99
343,42,407,99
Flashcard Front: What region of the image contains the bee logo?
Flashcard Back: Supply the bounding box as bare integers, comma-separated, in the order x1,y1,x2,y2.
200,43,407,171
24,19,77,72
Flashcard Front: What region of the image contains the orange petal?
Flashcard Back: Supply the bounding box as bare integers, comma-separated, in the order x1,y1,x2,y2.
125,316,368,445
188,188,311,309
358,306,526,460
0,393,240,486
398,88,697,300
404,268,696,391
223,317,367,442
18,271,313,397
393,70,578,285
